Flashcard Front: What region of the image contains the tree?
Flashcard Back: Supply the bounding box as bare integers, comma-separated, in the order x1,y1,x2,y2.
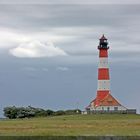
4,106,18,119
3,106,82,119
46,109,54,116
55,110,65,116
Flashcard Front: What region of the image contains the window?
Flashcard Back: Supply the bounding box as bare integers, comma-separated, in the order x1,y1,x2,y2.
102,107,104,110
107,107,110,111
114,107,118,111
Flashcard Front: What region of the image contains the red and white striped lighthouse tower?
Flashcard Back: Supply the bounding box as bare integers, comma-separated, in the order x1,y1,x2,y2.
86,35,127,112
96,34,110,107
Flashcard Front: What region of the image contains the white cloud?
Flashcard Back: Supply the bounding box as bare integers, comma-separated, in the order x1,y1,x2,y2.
9,40,67,58
0,28,22,48
57,67,69,71
0,27,80,49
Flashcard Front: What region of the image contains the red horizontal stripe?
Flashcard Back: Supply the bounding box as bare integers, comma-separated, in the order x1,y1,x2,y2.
98,68,110,80
99,49,108,57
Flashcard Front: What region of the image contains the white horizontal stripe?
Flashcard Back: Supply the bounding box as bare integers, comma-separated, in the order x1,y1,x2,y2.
98,80,110,90
98,57,109,68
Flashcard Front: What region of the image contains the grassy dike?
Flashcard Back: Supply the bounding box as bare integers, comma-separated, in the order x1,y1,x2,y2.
0,114,139,137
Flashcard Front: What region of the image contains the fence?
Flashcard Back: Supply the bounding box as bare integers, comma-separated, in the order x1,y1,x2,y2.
86,109,136,114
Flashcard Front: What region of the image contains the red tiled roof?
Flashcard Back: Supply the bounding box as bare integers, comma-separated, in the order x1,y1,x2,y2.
87,93,122,108
99,94,121,106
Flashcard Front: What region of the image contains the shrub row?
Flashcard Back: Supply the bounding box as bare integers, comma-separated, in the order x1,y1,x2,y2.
3,106,81,119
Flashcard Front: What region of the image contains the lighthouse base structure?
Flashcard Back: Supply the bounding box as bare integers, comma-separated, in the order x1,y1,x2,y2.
85,93,136,114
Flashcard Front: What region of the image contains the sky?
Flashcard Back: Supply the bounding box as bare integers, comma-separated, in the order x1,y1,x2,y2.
0,0,140,117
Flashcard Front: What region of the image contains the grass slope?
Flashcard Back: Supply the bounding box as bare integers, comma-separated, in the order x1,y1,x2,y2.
0,114,140,136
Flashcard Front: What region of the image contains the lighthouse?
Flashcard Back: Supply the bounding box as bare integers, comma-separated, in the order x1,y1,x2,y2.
85,35,130,113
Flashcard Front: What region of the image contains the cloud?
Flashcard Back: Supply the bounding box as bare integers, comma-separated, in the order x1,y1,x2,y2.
0,28,23,48
9,40,67,58
0,27,80,49
0,0,140,4
0,4,140,62
57,67,69,71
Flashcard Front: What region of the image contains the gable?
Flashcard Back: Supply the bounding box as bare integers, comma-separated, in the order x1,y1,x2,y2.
99,94,121,106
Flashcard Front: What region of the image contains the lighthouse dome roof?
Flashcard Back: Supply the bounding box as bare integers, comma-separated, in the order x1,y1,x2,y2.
100,34,107,40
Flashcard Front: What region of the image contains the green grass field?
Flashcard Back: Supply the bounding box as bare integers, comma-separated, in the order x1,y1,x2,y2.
0,114,140,136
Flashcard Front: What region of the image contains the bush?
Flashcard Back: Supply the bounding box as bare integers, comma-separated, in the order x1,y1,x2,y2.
55,110,66,116
3,106,81,119
4,106,18,119
65,109,81,115
46,109,54,116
